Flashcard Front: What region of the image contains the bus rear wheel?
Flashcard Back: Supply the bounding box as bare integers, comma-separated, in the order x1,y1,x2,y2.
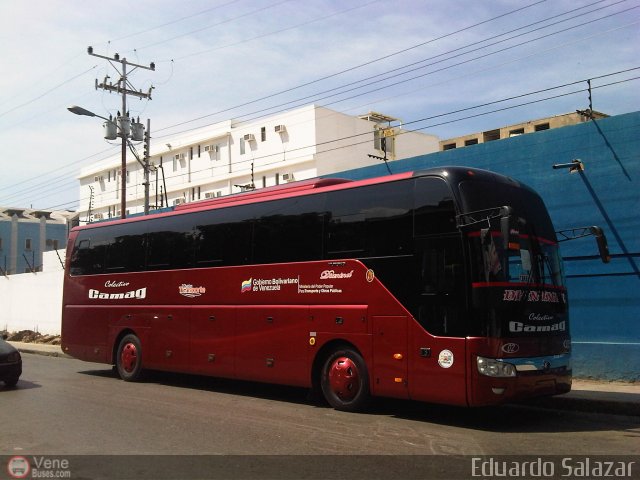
320,348,370,412
116,334,144,382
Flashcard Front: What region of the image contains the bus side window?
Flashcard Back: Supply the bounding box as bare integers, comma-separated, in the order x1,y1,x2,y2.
147,231,172,269
252,195,325,264
415,237,466,337
105,234,145,272
414,177,457,236
70,238,92,275
325,182,412,258
70,234,108,275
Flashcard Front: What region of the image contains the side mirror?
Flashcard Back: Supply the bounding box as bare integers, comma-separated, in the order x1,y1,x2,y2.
500,209,520,251
556,225,611,263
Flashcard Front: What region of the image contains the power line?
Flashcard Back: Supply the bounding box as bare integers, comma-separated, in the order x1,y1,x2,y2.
0,0,553,200
40,70,638,212
108,0,245,43
154,4,639,140
153,0,549,133
4,3,635,207
0,65,98,119
133,0,292,52
165,0,384,62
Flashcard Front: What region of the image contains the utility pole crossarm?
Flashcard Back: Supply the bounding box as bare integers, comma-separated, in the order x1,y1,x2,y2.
87,46,155,71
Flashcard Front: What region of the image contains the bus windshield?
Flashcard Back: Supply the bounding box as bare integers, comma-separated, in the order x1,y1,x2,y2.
459,178,568,338
472,232,564,288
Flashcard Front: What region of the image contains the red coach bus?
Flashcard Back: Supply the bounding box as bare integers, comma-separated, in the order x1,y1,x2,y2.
62,166,571,411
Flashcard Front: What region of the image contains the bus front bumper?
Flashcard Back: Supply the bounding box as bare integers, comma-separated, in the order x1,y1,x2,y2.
470,353,572,406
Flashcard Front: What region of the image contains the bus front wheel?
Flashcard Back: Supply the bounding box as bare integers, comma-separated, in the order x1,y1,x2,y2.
116,334,144,382
320,348,370,412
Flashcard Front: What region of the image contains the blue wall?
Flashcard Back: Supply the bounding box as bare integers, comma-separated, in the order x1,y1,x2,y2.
333,112,640,381
0,218,68,274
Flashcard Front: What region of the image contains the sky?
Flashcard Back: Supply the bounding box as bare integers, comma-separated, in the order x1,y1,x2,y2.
0,0,638,211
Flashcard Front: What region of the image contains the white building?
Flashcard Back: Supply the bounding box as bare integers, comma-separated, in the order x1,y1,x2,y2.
77,104,439,221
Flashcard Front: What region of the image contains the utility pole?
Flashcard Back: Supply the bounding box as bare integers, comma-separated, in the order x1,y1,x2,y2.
88,46,155,219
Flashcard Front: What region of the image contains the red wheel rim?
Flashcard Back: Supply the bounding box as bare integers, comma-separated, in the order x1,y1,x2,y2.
120,343,138,373
328,356,360,401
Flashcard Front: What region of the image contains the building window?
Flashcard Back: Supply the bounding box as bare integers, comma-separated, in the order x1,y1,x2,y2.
198,145,201,158
443,143,456,150
25,238,32,250
464,138,478,146
240,138,246,155
535,123,550,131
483,129,500,142
509,128,525,137
261,126,266,142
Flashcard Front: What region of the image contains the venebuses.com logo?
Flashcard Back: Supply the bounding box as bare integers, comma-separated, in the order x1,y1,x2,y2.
7,456,29,479
6,456,71,479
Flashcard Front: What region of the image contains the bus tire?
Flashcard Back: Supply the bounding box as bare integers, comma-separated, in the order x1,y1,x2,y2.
116,334,144,382
320,348,370,412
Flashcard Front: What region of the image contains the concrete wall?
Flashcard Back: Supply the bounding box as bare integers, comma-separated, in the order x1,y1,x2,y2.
1,250,64,334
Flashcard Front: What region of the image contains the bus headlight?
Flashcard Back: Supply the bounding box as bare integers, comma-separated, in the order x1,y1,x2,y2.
477,356,516,377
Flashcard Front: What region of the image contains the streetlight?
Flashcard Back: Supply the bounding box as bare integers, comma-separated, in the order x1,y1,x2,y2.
68,105,150,218
67,105,102,119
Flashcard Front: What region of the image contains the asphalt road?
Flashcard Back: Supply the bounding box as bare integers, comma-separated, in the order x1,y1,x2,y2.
1,354,638,478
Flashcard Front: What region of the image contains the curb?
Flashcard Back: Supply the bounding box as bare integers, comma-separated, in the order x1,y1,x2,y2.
13,344,639,416
10,342,72,359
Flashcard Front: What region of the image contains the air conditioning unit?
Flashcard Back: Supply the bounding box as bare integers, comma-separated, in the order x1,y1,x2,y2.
204,145,218,152
243,134,255,142
174,153,185,161
215,191,222,197
282,173,294,182
274,125,286,133
204,192,214,199
94,175,104,182
94,213,103,219
173,198,186,206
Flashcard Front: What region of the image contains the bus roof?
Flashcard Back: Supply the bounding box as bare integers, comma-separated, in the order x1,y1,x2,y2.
174,178,353,212
72,167,520,232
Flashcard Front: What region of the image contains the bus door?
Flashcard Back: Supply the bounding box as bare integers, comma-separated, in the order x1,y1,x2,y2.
408,236,468,406
372,315,409,399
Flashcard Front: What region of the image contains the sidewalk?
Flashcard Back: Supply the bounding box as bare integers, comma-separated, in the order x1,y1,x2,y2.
10,341,639,416
11,341,71,358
